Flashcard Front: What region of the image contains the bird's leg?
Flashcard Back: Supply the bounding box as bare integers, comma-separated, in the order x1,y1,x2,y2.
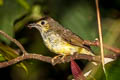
52,55,62,64
61,55,69,63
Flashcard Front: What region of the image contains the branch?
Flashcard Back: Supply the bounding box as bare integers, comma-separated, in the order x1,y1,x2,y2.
0,53,51,68
0,53,119,68
0,30,120,68
83,40,120,54
0,30,27,55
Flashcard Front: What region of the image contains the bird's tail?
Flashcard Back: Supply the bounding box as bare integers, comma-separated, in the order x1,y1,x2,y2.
79,48,95,56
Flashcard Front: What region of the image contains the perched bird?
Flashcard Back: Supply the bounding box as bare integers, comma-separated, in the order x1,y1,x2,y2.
28,17,94,62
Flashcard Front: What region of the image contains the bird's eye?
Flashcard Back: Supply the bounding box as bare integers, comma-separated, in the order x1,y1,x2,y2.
41,21,45,25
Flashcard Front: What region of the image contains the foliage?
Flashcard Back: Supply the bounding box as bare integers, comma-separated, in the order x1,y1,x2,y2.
0,0,120,80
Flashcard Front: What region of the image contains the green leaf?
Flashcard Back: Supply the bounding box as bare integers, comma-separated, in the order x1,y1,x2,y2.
0,0,30,44
0,0,3,5
14,5,43,32
0,53,5,61
49,0,97,40
86,64,106,80
16,0,30,10
105,59,120,80
85,59,120,80
0,43,28,75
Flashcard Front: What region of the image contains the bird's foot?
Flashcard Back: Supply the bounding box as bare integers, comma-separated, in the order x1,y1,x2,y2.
61,55,68,63
52,55,62,64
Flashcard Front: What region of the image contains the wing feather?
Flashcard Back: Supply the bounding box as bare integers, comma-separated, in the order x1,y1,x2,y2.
46,17,92,52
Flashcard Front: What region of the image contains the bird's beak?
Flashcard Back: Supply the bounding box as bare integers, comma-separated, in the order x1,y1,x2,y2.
27,23,40,29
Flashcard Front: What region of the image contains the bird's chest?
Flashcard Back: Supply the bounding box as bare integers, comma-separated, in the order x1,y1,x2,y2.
41,31,78,55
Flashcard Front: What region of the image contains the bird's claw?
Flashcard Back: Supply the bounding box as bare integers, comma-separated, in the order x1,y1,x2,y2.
51,55,62,65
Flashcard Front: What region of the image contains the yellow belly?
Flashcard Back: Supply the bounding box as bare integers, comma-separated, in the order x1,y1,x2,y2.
42,32,93,56
48,40,80,55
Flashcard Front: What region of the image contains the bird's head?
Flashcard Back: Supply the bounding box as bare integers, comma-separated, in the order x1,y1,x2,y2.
28,17,52,33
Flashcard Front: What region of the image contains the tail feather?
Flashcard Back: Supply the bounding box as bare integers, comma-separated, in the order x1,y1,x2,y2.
79,48,95,56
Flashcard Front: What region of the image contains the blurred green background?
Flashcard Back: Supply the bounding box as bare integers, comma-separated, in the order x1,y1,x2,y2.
0,0,120,80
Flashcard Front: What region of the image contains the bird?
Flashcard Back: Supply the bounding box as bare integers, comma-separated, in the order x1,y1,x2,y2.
28,17,94,63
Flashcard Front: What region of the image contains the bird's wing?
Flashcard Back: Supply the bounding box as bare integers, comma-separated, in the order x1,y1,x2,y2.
48,18,92,51
59,27,84,47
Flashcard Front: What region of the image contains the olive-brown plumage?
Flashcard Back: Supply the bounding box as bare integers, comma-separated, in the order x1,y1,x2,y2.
28,17,94,61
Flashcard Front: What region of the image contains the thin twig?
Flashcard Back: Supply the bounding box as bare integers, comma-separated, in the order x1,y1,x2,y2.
95,0,104,65
83,40,120,54
0,30,27,55
95,0,105,74
103,44,120,54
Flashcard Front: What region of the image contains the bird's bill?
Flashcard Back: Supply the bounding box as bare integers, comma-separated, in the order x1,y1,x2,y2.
27,23,40,29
